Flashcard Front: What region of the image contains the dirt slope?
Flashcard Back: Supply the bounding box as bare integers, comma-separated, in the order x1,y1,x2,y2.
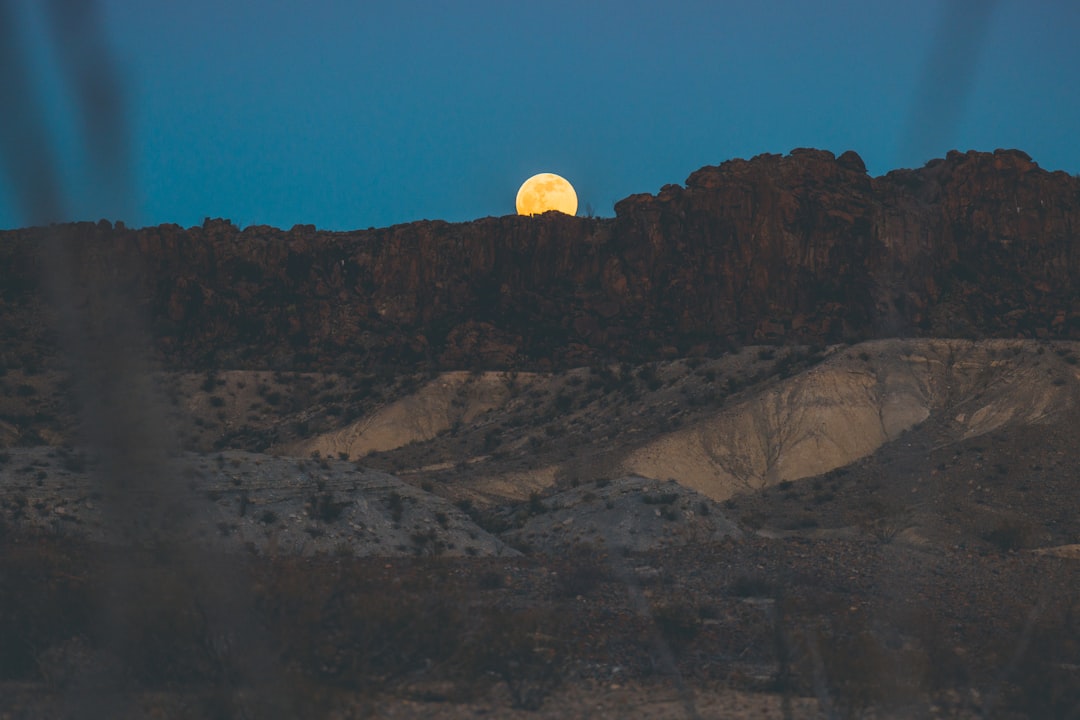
622,339,1079,499
286,371,532,459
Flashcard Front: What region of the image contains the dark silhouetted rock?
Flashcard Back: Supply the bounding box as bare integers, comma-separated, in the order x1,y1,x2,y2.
2,148,1078,372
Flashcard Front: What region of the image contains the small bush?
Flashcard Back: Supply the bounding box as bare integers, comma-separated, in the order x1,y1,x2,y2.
652,602,701,651
385,491,405,523
471,608,565,710
641,492,679,505
476,570,505,590
527,492,547,516
555,548,606,598
729,573,775,598
307,493,350,523
983,519,1031,551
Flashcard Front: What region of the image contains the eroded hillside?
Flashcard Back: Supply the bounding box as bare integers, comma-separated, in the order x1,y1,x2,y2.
5,339,1077,507
270,339,1079,504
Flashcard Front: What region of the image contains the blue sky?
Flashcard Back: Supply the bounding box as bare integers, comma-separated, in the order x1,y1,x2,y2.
2,0,1078,230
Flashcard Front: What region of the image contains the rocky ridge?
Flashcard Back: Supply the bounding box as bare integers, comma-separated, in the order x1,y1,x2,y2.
2,149,1078,373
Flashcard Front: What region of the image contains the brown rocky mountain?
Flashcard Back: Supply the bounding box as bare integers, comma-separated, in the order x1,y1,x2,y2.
2,148,1078,374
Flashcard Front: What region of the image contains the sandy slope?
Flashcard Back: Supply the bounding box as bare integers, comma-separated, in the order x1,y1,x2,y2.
289,370,535,458
622,339,1079,499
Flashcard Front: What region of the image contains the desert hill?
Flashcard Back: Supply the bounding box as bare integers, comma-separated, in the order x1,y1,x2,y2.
2,150,1080,716
4,338,1078,550
4,336,1080,716
1,148,1079,375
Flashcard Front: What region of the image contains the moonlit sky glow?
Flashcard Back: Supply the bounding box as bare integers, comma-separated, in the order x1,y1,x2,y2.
1,0,1078,230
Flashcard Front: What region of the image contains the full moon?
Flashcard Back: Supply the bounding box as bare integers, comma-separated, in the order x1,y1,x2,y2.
515,172,578,216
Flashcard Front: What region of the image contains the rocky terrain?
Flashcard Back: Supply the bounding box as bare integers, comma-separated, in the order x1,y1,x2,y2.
2,149,1080,375
2,150,1080,717
3,338,1080,718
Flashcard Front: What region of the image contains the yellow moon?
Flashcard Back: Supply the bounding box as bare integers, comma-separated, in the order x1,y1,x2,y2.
515,172,578,216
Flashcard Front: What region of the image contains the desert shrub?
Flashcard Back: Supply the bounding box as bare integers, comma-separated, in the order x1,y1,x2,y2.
469,608,565,710
266,559,467,690
800,623,929,719
7,547,249,691
542,423,565,437
553,393,573,413
476,570,505,590
860,502,913,544
527,492,547,516
483,428,503,450
982,518,1032,552
729,573,775,598
652,601,701,651
385,491,405,523
641,492,679,505
0,543,94,680
554,546,607,598
740,512,765,530
307,492,350,523
1001,602,1080,717
410,529,444,556
58,449,86,473
782,514,819,530
119,570,241,687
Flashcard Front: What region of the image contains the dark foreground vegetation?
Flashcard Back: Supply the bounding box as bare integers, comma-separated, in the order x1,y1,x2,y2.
1,527,1078,719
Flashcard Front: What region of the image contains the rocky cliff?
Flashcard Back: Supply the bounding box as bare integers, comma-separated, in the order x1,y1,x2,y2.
2,148,1078,372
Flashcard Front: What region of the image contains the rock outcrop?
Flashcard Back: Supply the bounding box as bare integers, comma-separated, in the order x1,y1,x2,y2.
2,148,1078,372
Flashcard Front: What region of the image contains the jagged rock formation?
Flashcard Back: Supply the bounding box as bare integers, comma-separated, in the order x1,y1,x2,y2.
2,148,1078,372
